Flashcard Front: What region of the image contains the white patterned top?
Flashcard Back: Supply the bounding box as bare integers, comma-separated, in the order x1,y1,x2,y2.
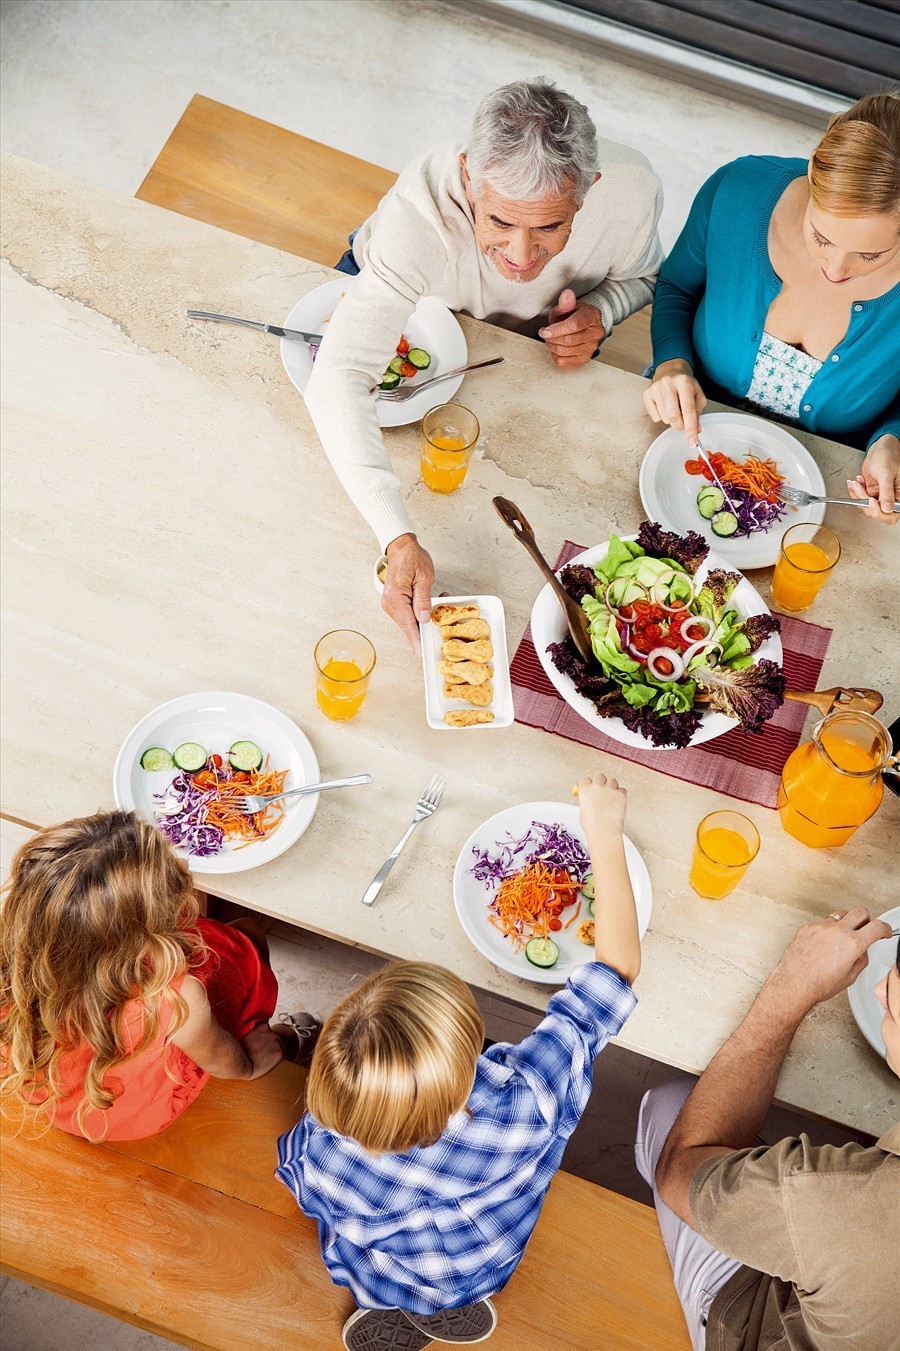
746,332,823,420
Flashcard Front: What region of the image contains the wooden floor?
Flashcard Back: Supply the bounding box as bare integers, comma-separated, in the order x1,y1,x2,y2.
137,93,652,376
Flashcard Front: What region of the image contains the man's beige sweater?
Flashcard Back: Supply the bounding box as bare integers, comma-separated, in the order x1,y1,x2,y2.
304,139,663,550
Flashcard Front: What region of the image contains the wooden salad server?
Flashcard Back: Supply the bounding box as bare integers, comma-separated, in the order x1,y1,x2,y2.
493,496,594,666
783,687,883,716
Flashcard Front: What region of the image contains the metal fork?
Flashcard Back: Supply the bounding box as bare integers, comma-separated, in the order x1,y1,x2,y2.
778,484,900,513
378,356,504,402
360,774,446,906
231,774,372,814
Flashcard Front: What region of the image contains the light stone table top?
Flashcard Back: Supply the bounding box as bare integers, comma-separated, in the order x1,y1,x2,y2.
2,155,897,1134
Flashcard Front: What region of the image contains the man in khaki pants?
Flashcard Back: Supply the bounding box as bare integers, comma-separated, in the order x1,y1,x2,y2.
636,908,898,1351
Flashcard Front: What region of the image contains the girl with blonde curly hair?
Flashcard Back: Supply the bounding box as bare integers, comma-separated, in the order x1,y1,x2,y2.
1,810,317,1141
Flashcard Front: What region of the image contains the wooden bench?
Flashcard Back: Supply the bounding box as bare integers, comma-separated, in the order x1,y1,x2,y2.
0,816,689,1349
137,94,652,376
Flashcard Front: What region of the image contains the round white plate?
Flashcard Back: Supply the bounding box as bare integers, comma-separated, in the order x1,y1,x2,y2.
848,905,899,1061
639,412,826,569
113,691,320,875
453,801,652,986
530,537,782,750
280,278,468,428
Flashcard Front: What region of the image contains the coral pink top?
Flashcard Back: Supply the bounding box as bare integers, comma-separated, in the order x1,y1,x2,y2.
49,917,278,1141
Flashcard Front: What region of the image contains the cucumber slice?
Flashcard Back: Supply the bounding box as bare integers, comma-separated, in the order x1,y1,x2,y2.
380,370,401,390
140,746,175,772
697,486,725,519
589,898,595,917
388,356,405,376
228,740,263,772
525,937,560,969
172,742,208,773
711,510,739,537
406,347,431,369
581,871,595,901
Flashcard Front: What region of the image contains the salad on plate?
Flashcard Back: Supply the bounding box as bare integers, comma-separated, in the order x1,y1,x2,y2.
684,450,788,538
548,521,784,749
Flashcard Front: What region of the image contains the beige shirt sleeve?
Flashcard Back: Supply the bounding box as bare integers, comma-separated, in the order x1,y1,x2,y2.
581,178,664,334
303,194,449,552
689,1137,808,1284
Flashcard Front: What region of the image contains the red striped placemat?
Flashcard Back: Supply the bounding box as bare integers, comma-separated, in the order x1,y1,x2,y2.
510,541,832,809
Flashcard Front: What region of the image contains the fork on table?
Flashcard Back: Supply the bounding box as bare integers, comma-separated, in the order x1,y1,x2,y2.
378,357,504,402
778,484,900,513
360,773,446,906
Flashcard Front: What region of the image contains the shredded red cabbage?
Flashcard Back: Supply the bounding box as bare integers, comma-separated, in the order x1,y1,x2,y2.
154,771,225,858
470,821,590,887
726,485,788,537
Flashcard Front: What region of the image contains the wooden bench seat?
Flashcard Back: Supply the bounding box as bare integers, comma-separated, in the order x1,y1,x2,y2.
1,1066,691,1350
137,93,652,376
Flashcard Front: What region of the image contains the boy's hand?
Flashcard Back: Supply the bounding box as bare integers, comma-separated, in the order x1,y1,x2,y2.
576,772,627,839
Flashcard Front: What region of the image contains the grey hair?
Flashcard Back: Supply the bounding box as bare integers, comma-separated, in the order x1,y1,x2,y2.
466,80,598,204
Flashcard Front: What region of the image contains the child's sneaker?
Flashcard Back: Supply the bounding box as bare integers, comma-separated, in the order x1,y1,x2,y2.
342,1307,431,1351
273,1011,321,1068
403,1298,497,1343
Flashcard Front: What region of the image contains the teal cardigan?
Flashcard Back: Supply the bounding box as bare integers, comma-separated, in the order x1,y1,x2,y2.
651,156,900,452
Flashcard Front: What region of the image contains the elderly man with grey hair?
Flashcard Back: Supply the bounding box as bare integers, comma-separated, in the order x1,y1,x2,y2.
305,79,663,645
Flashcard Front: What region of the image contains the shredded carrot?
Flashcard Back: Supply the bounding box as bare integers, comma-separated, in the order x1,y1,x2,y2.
564,899,583,929
196,758,289,845
489,864,583,952
685,450,784,504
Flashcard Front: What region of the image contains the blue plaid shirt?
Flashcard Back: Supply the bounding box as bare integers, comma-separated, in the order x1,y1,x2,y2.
275,961,636,1314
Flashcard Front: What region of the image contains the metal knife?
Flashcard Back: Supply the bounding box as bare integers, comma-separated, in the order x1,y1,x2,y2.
187,310,323,343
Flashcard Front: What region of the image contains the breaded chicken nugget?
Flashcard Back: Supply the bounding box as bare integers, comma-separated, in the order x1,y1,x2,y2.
576,919,595,946
440,619,490,641
437,658,491,685
444,710,494,727
442,638,493,664
431,603,480,625
444,681,493,706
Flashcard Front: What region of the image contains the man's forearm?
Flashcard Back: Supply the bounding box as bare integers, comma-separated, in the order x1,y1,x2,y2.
665,981,804,1156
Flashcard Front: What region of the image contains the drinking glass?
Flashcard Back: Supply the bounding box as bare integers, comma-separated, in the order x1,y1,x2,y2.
771,523,840,614
314,630,376,721
690,810,760,900
420,403,480,494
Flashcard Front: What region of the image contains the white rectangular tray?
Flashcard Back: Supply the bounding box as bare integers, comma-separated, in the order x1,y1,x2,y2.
419,594,514,731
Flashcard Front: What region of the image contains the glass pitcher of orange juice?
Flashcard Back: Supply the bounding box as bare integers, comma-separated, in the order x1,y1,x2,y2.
778,710,891,848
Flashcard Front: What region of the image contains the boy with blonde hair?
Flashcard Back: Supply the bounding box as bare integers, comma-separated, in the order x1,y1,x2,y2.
277,773,641,1350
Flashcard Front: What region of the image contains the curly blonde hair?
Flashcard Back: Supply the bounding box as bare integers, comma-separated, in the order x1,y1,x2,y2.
810,91,900,217
0,811,202,1140
307,960,484,1154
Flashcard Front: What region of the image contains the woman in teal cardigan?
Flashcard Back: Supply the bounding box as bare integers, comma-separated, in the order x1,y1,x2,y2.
645,92,899,526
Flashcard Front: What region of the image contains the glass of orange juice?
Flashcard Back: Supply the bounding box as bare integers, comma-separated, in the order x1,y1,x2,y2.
314,630,376,721
421,403,480,494
770,523,840,614
690,810,760,900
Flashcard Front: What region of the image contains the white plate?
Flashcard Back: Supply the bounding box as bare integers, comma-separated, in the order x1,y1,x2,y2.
530,537,782,749
453,801,652,985
419,594,513,730
848,905,899,1061
280,278,468,428
113,691,320,875
639,412,826,569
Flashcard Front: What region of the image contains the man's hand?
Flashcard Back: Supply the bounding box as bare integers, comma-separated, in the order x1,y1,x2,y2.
765,907,892,1021
539,288,605,368
382,533,434,652
643,358,708,442
847,434,900,524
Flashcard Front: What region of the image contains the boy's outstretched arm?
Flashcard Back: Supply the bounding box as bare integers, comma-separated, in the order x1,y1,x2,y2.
577,773,640,986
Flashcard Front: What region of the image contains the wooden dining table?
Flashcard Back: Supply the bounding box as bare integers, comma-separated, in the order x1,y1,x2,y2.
2,154,897,1136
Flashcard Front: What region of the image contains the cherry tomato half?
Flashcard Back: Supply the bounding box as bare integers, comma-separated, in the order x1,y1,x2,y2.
193,770,217,787
396,337,410,356
399,360,417,378
549,918,563,932
232,771,250,783
210,754,223,768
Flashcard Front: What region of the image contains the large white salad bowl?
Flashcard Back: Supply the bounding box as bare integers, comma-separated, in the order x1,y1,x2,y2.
530,537,783,750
